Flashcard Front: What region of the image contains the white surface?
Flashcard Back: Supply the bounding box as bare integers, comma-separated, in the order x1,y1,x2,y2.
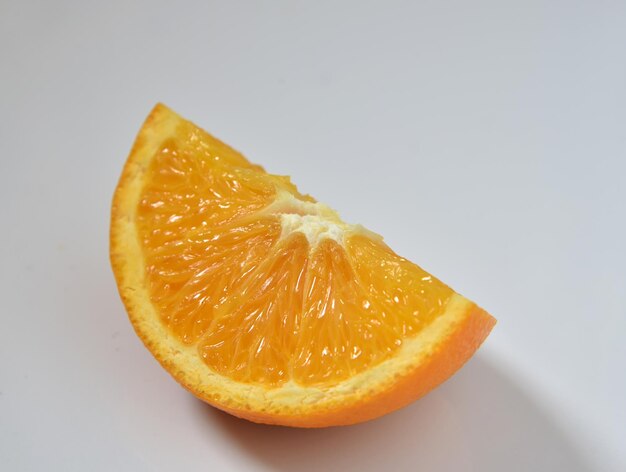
1,1,625,471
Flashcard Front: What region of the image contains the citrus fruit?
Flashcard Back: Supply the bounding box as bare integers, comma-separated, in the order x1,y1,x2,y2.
110,104,496,427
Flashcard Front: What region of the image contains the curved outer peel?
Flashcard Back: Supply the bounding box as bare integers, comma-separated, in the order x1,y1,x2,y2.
110,104,496,427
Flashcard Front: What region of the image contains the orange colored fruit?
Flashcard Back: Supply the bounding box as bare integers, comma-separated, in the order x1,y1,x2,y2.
110,104,496,427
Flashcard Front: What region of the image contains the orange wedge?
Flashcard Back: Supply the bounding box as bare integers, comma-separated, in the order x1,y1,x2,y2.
110,104,496,427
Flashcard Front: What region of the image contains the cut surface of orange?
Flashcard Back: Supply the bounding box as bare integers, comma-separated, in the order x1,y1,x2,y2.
110,104,496,427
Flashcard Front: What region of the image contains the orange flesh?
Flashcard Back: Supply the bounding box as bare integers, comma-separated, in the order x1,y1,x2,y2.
137,123,454,388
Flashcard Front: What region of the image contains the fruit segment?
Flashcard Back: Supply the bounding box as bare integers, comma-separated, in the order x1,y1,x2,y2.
345,235,453,340
200,233,310,386
137,140,281,343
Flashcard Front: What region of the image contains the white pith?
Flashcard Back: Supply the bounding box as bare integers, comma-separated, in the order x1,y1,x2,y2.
280,213,347,246
263,190,380,248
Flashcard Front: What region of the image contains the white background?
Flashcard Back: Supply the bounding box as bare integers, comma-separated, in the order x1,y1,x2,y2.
2,1,625,471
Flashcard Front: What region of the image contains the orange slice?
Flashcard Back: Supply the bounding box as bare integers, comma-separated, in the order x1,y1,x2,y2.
110,104,496,427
